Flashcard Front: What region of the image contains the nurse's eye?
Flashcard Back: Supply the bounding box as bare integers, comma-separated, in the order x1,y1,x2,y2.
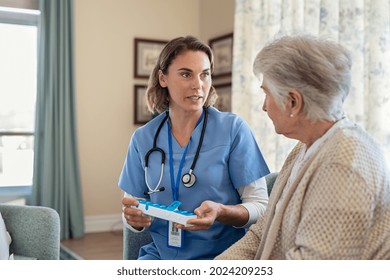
180,71,191,78
200,71,210,78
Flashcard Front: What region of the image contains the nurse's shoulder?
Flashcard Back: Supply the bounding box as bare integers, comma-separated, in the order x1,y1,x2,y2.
208,106,248,133
132,111,168,140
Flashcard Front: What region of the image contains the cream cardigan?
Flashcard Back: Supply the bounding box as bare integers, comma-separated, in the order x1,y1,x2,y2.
216,120,390,259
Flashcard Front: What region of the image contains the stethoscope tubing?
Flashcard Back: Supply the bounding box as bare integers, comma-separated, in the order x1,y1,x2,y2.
144,107,208,194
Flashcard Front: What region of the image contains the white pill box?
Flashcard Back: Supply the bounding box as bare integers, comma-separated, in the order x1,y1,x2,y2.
136,200,197,226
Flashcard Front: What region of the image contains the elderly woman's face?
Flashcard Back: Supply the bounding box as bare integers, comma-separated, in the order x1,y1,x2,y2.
261,83,291,135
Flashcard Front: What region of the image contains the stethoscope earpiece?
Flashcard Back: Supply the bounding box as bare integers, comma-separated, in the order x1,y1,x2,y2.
143,186,165,195
182,172,196,188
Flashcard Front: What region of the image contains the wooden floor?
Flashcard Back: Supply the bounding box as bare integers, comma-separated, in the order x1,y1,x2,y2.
61,230,123,260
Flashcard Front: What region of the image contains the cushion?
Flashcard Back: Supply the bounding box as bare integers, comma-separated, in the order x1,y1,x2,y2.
0,212,12,260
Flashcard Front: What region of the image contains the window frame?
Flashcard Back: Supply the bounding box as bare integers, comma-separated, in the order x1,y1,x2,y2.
0,6,39,201
0,7,39,26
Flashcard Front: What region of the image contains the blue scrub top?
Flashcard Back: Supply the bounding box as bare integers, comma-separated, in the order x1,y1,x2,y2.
119,106,269,259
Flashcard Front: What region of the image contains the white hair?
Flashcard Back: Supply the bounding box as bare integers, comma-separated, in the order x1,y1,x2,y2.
253,34,352,122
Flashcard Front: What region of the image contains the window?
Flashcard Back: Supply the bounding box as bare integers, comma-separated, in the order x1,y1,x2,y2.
0,6,39,200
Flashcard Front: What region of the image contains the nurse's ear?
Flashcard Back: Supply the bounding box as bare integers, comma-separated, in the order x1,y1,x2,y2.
159,70,167,88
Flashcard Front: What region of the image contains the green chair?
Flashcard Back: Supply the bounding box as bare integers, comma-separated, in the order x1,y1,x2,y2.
0,203,60,260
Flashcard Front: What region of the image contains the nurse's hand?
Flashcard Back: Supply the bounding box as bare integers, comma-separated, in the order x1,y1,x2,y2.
177,200,220,231
122,196,152,230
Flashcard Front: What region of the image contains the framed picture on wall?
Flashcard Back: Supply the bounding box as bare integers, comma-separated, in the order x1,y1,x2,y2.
209,33,233,78
134,84,153,125
134,38,168,79
214,83,232,112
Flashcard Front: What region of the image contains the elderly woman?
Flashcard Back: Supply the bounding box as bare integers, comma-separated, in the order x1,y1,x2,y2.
216,35,390,260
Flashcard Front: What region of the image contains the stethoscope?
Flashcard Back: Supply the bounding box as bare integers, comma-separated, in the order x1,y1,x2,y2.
143,107,208,195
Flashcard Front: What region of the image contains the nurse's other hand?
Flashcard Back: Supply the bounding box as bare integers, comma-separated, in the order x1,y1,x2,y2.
178,200,221,231
122,196,151,230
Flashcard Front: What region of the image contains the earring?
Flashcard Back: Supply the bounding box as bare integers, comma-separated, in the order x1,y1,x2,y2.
290,113,294,117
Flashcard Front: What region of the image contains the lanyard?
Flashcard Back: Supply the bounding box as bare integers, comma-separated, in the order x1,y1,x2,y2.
167,111,204,201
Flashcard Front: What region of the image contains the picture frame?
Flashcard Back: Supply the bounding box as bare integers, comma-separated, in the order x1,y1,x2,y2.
134,38,168,79
209,33,233,78
134,84,153,125
214,83,232,112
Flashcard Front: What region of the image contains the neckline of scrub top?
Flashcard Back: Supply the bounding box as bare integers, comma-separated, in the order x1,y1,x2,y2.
167,109,204,201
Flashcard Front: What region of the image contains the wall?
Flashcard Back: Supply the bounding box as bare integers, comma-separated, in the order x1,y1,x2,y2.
199,0,235,42
73,0,234,232
200,0,235,86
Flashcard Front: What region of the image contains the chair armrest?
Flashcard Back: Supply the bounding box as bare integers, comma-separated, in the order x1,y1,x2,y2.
265,172,279,196
123,227,152,260
0,204,60,260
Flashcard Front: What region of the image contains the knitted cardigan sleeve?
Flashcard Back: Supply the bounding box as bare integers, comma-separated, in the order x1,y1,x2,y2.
215,213,265,259
285,163,375,259
282,129,390,259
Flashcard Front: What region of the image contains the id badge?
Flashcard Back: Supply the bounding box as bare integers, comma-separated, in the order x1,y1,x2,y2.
168,221,183,248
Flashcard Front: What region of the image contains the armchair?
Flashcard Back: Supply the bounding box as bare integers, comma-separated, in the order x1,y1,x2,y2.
0,203,60,260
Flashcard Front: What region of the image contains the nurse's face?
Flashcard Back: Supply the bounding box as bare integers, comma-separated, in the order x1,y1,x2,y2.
159,50,212,113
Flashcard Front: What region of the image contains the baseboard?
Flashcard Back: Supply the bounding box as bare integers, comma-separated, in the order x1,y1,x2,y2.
84,214,123,233
60,244,84,260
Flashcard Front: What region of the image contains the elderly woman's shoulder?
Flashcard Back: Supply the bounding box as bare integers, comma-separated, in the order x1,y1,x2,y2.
329,119,388,171
341,120,383,150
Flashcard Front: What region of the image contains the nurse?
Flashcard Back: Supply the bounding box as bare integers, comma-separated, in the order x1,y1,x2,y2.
119,35,270,260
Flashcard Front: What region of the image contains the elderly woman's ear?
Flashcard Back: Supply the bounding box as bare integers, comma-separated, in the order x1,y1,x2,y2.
288,89,303,117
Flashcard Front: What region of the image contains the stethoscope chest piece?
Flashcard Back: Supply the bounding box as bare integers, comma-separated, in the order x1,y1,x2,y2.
182,172,196,188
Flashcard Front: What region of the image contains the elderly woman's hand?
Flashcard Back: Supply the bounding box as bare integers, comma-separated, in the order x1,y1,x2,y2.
176,200,221,231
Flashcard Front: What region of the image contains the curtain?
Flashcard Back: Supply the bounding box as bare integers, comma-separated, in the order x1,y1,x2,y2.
233,0,390,172
29,0,84,240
